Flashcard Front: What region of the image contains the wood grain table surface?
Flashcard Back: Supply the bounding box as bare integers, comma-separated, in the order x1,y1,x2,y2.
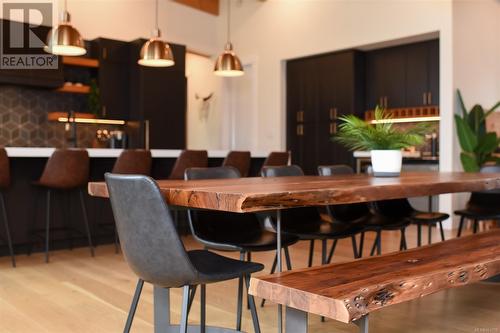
248,229,500,323
88,172,500,213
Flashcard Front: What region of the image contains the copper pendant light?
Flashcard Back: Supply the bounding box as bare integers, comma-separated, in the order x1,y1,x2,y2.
45,0,86,56
138,0,174,67
214,0,244,77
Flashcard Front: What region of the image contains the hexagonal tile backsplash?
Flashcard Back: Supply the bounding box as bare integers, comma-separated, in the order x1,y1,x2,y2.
0,85,119,148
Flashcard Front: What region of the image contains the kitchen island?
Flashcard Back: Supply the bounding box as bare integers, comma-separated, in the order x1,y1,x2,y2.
0,148,268,256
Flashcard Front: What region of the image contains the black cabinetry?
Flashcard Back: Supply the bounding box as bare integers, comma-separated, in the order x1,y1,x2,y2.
91,38,130,120
365,39,439,109
129,39,187,149
286,50,364,174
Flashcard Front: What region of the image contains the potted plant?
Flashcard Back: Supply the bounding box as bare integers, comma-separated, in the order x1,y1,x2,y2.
455,90,500,172
87,79,101,117
334,106,429,177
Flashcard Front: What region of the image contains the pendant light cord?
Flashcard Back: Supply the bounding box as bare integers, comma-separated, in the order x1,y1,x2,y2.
155,0,159,30
227,0,231,43
64,0,67,12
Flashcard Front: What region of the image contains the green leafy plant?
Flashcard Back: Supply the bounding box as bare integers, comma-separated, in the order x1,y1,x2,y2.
334,106,430,151
455,89,500,172
87,79,101,117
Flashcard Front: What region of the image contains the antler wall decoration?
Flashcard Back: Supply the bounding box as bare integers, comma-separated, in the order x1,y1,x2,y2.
195,92,214,121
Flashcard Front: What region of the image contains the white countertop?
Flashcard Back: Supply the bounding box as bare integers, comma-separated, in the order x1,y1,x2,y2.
4,147,269,159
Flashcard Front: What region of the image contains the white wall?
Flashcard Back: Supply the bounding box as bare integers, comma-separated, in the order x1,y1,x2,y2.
186,53,224,149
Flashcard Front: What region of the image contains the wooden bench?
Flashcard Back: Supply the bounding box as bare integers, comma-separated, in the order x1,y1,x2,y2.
249,230,500,333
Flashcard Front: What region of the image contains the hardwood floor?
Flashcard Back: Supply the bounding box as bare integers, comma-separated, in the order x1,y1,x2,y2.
1,225,499,333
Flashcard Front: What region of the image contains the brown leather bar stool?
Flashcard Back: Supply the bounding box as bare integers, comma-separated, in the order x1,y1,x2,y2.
99,150,152,252
222,151,251,177
259,151,290,174
169,150,208,180
112,149,152,176
169,150,208,231
0,148,15,267
31,149,93,263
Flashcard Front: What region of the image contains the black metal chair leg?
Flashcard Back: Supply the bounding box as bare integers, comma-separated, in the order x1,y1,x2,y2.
261,254,277,307
377,232,382,255
200,284,206,333
45,189,51,263
351,235,359,259
284,246,292,270
473,219,479,234
236,252,244,330
307,240,314,267
428,224,433,244
187,285,197,315
180,285,190,333
400,228,407,251
321,239,327,265
79,189,95,257
123,279,144,333
358,232,365,258
417,223,422,247
326,239,338,264
457,216,465,237
0,193,15,267
245,275,261,333
439,221,445,241
370,231,380,256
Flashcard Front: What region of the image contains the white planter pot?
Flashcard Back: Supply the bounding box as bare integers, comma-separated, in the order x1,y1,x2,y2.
370,150,403,177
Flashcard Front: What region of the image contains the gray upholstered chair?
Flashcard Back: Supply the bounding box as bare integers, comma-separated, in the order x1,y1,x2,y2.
185,166,298,318
105,174,263,333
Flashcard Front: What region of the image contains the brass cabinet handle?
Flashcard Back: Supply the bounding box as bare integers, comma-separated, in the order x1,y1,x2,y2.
296,111,304,122
329,108,338,120
102,105,107,117
297,124,304,136
103,47,107,59
428,92,432,105
423,93,427,105
329,122,337,135
379,97,383,107
384,96,388,108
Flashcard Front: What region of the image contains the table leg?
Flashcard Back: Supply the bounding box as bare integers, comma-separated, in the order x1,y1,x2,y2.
276,209,283,333
354,314,369,333
285,307,308,333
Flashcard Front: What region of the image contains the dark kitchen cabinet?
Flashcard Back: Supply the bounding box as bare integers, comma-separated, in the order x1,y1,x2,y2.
405,40,440,106
91,38,131,120
129,39,187,149
365,46,406,109
286,50,364,174
365,39,439,109
427,39,439,106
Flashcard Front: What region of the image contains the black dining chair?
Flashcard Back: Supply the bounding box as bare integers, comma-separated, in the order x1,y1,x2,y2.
455,165,500,237
261,165,363,266
320,165,410,257
185,166,298,323
105,174,263,333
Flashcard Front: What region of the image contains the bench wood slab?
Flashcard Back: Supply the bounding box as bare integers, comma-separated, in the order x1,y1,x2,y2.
249,230,500,323
88,172,500,212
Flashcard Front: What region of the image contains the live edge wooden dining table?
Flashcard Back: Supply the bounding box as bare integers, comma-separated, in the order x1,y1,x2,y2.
88,171,500,333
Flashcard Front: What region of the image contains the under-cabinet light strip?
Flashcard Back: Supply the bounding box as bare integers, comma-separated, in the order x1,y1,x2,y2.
370,116,440,124
57,117,126,125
